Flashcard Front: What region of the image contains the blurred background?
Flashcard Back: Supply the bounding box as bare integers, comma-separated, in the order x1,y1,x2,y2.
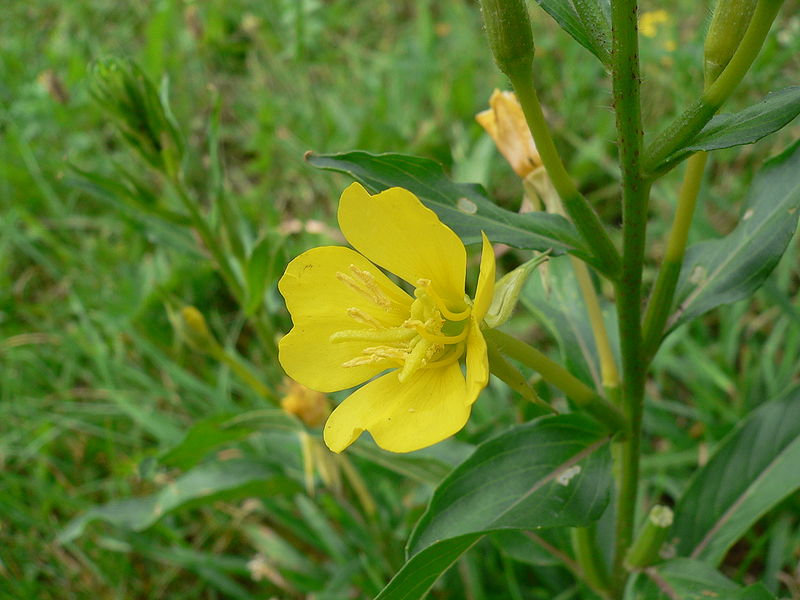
1,0,799,598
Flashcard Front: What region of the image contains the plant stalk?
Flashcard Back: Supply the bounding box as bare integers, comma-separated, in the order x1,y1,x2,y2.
507,67,622,279
642,152,708,358
484,329,627,434
609,0,648,591
643,0,785,175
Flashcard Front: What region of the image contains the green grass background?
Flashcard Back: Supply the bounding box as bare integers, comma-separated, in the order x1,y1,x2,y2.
1,0,799,598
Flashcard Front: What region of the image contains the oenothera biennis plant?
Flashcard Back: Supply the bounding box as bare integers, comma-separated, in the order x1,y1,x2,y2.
277,0,800,598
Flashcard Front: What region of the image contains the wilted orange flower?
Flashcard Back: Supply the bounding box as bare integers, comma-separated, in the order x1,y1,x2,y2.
476,89,541,178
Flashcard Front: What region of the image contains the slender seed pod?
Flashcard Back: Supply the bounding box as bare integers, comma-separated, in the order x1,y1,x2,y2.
704,0,758,86
478,0,535,77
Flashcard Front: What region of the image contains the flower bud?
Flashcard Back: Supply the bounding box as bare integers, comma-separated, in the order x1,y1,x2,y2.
89,58,184,173
484,254,549,329
179,306,219,353
704,0,758,86
479,0,535,77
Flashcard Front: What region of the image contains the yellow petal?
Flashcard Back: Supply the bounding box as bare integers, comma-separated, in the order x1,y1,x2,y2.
465,318,489,405
472,232,496,322
338,183,467,307
476,89,541,178
278,246,412,393
323,363,470,453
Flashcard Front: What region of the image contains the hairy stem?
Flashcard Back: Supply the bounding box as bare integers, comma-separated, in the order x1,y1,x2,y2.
610,0,647,591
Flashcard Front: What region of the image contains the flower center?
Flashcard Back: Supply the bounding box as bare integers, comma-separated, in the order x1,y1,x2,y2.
331,267,471,383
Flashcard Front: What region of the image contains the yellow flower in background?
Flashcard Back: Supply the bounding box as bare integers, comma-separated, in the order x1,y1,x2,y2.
278,183,495,453
280,378,330,427
476,89,541,178
639,10,669,38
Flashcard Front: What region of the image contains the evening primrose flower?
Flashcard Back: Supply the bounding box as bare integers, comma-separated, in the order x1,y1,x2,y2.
278,183,495,453
476,89,541,178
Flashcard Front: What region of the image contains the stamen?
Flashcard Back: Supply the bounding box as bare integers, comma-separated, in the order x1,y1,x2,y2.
346,307,385,328
398,338,432,383
330,328,417,344
336,266,392,310
416,279,471,321
349,265,392,308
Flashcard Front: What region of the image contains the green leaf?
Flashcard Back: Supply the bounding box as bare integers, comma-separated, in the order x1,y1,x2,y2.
58,459,298,543
533,0,612,66
625,558,776,599
521,255,618,388
376,414,612,600
158,409,300,470
668,140,800,332
670,386,800,564
657,87,800,171
306,151,608,273
244,233,285,316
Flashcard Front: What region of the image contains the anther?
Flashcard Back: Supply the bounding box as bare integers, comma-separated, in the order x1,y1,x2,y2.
336,266,392,310
346,307,385,328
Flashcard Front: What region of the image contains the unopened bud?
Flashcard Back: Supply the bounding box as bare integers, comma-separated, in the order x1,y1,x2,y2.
484,254,549,329
479,0,535,77
89,58,184,172
704,0,758,86
179,306,218,353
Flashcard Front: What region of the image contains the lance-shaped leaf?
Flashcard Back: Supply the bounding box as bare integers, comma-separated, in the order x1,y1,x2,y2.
534,0,612,66
668,140,800,332
654,87,800,173
375,414,612,600
522,255,618,388
306,151,610,274
59,459,299,543
625,558,775,599
669,386,800,564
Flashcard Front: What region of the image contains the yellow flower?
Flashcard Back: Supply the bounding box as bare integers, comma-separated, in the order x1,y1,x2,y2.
280,378,330,427
278,183,496,453
476,89,541,178
639,10,669,38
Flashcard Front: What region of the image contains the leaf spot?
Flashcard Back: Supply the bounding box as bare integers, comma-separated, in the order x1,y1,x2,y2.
689,265,707,285
457,197,477,214
556,465,581,486
789,207,797,215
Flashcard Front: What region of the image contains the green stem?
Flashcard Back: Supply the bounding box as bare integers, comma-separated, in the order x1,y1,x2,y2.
506,68,622,279
643,0,785,175
171,178,244,300
486,337,557,413
609,0,647,591
484,329,627,434
209,343,276,403
571,526,612,596
642,152,708,358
